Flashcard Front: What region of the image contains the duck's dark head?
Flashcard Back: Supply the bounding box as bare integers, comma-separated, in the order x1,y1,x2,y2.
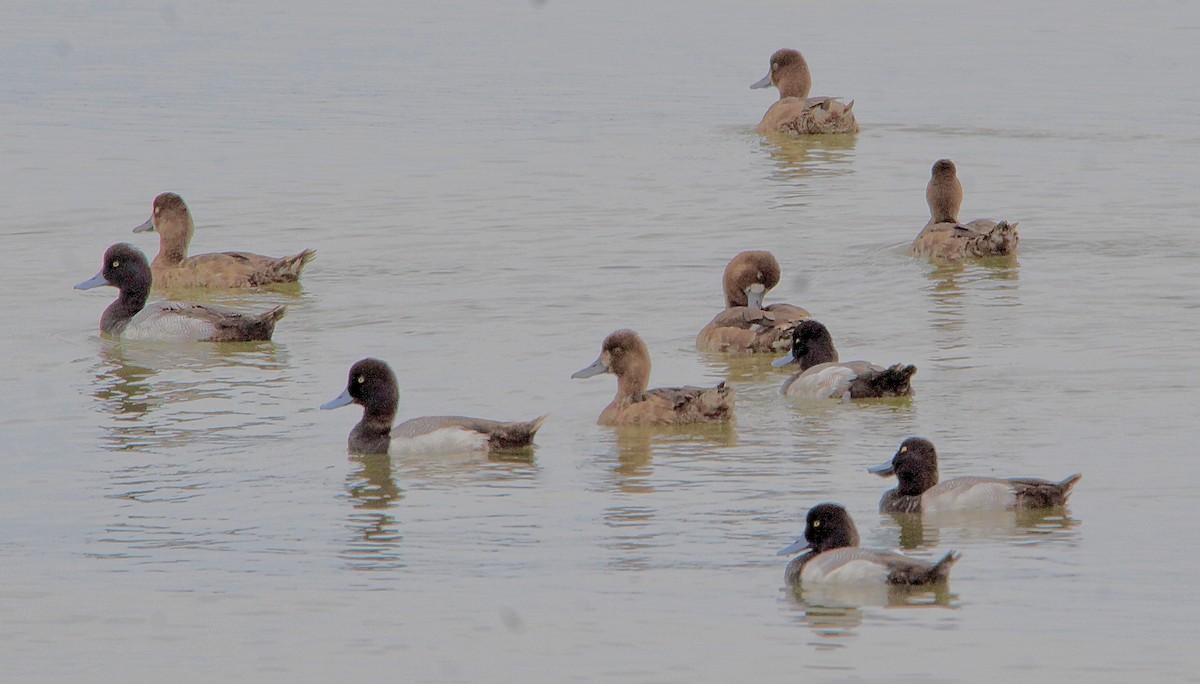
869,437,940,496
75,242,152,296
774,319,839,369
803,502,860,553
322,357,399,419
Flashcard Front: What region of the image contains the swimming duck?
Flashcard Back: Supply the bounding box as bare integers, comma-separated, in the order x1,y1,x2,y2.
869,437,1082,514
751,48,859,135
773,320,915,399
132,192,315,288
778,503,959,586
696,251,811,354
321,357,547,455
572,329,734,426
75,243,285,342
909,160,1020,259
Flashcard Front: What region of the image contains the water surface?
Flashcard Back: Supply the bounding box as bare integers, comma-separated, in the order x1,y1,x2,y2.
2,1,1198,681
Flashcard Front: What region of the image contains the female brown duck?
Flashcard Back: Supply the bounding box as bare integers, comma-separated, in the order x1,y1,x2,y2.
573,329,733,426
909,160,1020,259
132,192,315,288
751,48,859,135
696,251,810,354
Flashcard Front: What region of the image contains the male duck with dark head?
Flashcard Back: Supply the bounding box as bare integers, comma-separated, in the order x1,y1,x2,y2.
751,48,859,135
696,250,811,354
909,159,1020,259
778,503,959,586
132,192,315,289
75,243,285,342
869,437,1082,514
573,329,734,426
322,358,547,455
773,320,915,399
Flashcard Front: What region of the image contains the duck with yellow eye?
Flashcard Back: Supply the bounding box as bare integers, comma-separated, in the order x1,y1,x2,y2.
75,243,285,342
322,357,547,455
869,437,1081,514
778,503,959,586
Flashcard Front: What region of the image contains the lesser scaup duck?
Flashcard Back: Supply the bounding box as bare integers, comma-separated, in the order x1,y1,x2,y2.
132,192,315,288
572,329,734,426
779,503,959,586
773,321,915,399
869,437,1082,514
751,48,859,135
909,160,1020,259
696,251,811,354
321,358,547,455
75,243,285,342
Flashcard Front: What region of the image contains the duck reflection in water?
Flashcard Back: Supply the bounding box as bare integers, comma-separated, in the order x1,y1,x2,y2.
598,424,737,495
784,581,957,642
341,454,405,571
761,133,857,186
923,258,1020,359
91,341,287,451
885,507,1080,551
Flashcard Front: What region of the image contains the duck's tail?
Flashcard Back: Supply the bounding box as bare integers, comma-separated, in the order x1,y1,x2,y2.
798,97,860,134
968,221,1020,257
486,414,549,450
247,305,287,340
1013,473,1082,508
699,381,736,421
930,550,961,582
268,249,316,282
852,363,917,398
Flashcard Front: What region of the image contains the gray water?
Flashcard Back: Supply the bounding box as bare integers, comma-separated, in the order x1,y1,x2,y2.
3,1,1199,681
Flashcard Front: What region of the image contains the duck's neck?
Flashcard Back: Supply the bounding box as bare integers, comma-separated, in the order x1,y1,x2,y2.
615,365,650,401
927,178,962,224
100,286,148,336
897,468,938,496
350,401,396,455
153,215,194,266
776,68,811,100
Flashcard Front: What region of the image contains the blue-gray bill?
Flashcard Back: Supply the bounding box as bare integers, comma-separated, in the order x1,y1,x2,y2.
321,388,354,410
74,272,108,290
771,353,796,368
132,217,155,233
777,538,810,556
750,73,773,89
571,358,608,379
868,462,895,476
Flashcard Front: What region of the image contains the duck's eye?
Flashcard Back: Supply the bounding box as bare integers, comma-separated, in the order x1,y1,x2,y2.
356,375,365,384
900,446,908,453
812,520,820,528
111,260,120,268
